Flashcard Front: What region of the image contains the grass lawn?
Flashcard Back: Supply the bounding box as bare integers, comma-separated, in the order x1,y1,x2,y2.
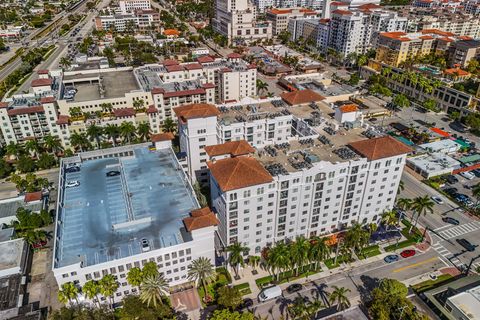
384,220,423,252
234,282,252,296
358,245,381,260
412,274,454,292
324,255,352,269
197,267,232,306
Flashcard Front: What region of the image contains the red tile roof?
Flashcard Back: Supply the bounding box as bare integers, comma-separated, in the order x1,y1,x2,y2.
220,67,232,73
430,127,450,137
164,88,205,98
443,68,470,76
227,52,242,59
358,3,381,9
163,29,180,36
419,35,434,40
31,78,52,87
339,104,358,113
197,56,215,64
421,29,455,37
174,103,219,122
56,115,70,125
166,64,185,72
380,31,409,41
0,102,9,108
184,63,203,70
7,106,44,116
348,136,412,160
331,1,348,5
438,37,454,42
459,36,473,40
113,108,135,117
151,132,175,142
147,105,158,113
208,157,273,192
40,96,56,104
332,9,353,15
205,140,255,157
183,207,219,232
280,89,325,105
37,69,49,75
202,83,215,89
163,59,179,66
151,87,166,95
24,191,42,203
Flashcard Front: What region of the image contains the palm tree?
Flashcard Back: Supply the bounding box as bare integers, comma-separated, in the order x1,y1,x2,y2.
119,122,136,144
396,197,412,223
100,103,113,114
98,274,119,309
70,132,90,152
397,180,405,195
256,79,269,95
86,124,104,148
267,242,290,281
248,255,260,274
82,280,101,307
126,267,143,288
309,236,330,271
137,122,151,142
329,286,351,311
381,210,397,230
162,118,177,133
290,236,310,276
410,196,434,233
58,282,79,305
104,124,119,147
5,142,24,160
133,99,145,111
139,273,169,307
187,257,216,299
344,223,369,255
24,139,41,158
43,134,63,155
393,93,410,110
226,242,249,278
59,57,71,70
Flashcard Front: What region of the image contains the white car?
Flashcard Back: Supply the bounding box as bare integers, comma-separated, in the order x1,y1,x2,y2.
460,171,475,180
65,180,80,188
431,196,443,204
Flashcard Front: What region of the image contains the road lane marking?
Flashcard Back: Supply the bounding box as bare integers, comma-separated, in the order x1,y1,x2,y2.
393,257,438,273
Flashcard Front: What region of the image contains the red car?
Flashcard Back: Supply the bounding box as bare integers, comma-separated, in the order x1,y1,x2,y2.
400,250,416,258
32,240,47,249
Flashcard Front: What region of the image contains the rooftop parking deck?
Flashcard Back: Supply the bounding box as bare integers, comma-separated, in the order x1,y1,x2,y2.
217,99,291,125
54,146,198,269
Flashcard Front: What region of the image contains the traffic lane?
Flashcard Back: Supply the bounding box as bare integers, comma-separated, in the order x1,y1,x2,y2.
436,231,480,267
249,250,444,317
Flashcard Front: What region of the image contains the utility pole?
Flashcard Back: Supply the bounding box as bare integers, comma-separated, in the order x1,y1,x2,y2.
464,254,480,275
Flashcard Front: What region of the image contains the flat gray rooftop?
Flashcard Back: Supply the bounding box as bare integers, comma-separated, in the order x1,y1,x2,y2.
299,80,356,96
0,239,25,272
0,199,43,220
54,146,198,269
63,70,140,102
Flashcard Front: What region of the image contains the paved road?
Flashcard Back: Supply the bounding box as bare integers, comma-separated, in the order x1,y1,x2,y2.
248,250,444,319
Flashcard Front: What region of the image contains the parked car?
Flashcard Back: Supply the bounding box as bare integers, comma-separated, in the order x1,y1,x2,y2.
431,196,444,204
238,298,253,310
456,238,476,252
65,166,80,173
460,171,475,180
65,180,80,188
384,254,400,263
258,285,282,302
141,238,150,252
400,250,416,258
443,187,458,196
286,283,303,294
472,169,480,178
446,175,459,184
106,170,121,177
442,217,460,225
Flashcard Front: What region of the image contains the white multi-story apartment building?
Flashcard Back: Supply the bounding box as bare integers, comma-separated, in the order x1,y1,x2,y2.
119,0,151,14
53,143,218,303
213,0,273,44
328,6,407,56
208,134,410,253
267,8,318,35
94,10,160,32
256,0,324,12
465,0,480,15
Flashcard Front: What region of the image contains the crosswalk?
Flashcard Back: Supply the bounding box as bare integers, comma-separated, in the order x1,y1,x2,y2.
435,221,480,240
431,241,465,268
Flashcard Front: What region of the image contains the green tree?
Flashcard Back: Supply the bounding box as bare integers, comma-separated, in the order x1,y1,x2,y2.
227,242,249,278
43,134,63,155
393,93,410,109
464,113,480,130
256,79,269,95
139,273,169,307
309,236,330,270
290,236,310,276
70,132,91,152
422,99,437,112
410,196,434,233
209,309,255,320
16,155,36,173
137,122,151,142
58,282,79,304
162,118,177,133
187,256,216,299
119,122,137,144
59,57,71,70
36,153,56,169
118,295,175,320
104,124,120,147
127,267,143,287
98,274,119,308
86,124,104,148
50,305,114,319
24,139,41,158
329,286,351,311
82,280,101,307
142,261,159,278
217,285,243,310
247,255,260,273
381,210,397,230
0,158,13,178
348,73,360,86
